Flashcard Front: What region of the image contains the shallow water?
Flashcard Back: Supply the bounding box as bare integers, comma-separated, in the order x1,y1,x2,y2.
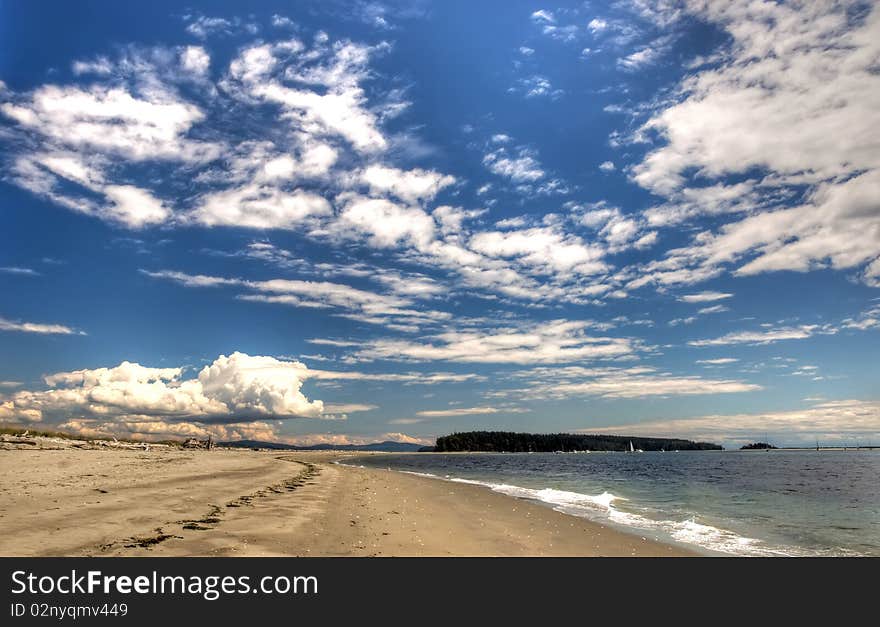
358,450,880,556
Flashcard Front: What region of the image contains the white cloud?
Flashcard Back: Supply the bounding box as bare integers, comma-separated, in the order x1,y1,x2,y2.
193,185,332,230
72,57,114,76
335,195,436,250
512,75,563,99
180,46,211,75
697,304,728,315
1,79,220,227
599,160,616,172
0,317,83,335
227,39,390,153
576,204,651,253
353,319,638,365
0,266,39,276
3,352,326,425
618,46,660,70
531,9,579,41
628,0,880,287
1,85,217,162
470,226,606,275
689,324,836,347
483,146,544,182
415,406,508,417
184,15,257,39
185,16,233,38
678,291,732,303
271,15,295,28
102,185,170,228
696,358,739,365
588,18,608,33
302,367,485,386
841,304,880,331
142,268,451,332
509,365,760,399
588,400,880,447
432,205,484,236
359,164,455,204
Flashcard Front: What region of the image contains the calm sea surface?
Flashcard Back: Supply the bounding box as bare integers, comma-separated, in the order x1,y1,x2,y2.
356,450,880,556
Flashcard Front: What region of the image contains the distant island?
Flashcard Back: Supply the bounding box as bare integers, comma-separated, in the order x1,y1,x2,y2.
428,431,722,452
740,442,778,450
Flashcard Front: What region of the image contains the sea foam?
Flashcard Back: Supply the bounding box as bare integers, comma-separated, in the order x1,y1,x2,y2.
348,463,862,556
394,469,829,556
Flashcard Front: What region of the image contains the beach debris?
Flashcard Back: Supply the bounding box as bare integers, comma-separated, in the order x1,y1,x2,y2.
121,528,182,549
179,505,224,531
183,435,215,450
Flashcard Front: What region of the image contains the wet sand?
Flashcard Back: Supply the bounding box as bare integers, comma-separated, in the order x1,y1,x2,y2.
0,448,693,556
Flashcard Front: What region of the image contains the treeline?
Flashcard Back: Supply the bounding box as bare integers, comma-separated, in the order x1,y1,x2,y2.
433,431,722,452
740,442,777,450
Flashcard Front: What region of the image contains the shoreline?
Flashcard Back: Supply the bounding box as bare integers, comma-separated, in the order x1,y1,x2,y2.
0,448,695,557
335,455,710,555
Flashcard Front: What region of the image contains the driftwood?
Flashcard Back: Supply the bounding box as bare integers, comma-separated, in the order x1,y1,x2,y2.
0,436,37,445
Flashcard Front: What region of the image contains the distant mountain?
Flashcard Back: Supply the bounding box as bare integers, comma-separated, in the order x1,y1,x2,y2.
219,439,425,452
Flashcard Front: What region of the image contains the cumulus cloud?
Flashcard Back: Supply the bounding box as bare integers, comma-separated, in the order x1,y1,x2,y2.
469,226,606,275
180,46,211,75
2,352,326,427
335,195,436,250
358,165,455,204
482,145,545,182
576,204,654,253
193,185,332,230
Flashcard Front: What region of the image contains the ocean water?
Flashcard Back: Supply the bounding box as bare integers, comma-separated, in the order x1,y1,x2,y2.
356,450,880,556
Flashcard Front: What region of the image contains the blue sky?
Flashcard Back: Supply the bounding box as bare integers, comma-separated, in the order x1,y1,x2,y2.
1,0,878,448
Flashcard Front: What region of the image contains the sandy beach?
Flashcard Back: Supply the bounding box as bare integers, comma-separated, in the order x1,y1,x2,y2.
0,447,693,557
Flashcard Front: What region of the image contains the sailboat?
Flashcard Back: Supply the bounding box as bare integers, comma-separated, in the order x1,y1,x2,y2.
628,441,644,453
